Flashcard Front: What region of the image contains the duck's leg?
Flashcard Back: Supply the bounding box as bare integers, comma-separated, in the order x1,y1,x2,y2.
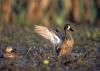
52,45,57,57
56,46,61,56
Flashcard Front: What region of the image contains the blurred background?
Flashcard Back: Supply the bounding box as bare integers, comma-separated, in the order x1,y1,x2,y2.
0,0,100,26
0,0,100,71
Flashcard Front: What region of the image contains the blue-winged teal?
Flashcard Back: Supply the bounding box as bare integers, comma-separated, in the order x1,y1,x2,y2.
34,24,74,57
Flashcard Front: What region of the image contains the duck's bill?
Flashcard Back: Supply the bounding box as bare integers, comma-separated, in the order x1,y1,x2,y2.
69,28,74,31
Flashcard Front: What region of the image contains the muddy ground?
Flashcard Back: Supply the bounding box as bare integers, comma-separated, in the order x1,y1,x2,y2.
0,23,100,71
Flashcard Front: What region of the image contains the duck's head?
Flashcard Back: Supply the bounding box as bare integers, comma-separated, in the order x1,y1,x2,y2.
64,24,74,32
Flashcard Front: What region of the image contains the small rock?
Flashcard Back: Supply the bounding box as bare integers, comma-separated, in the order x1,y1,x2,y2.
32,51,38,56
43,59,49,65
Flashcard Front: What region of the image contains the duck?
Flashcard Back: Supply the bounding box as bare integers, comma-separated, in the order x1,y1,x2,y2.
34,24,74,57
4,47,21,59
57,24,74,57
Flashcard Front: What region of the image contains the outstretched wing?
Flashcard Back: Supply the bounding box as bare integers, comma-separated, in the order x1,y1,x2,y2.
34,25,61,44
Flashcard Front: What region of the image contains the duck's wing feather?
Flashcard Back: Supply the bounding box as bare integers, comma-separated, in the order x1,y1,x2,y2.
34,25,61,44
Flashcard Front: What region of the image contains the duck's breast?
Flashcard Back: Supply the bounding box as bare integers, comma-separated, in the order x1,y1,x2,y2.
59,39,74,56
